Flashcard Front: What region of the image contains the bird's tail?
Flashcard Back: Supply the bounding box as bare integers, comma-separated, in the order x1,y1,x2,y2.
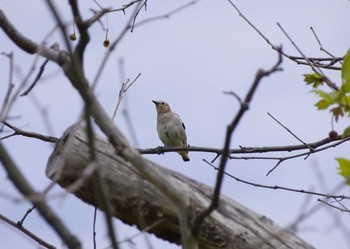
178,151,190,162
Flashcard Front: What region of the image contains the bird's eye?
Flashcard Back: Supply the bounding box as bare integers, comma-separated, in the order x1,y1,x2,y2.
160,102,164,105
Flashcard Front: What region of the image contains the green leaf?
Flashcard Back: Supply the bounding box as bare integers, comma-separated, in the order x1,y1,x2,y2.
341,80,350,93
303,73,324,88
342,49,350,85
336,157,350,185
313,90,338,109
342,126,350,138
315,99,331,110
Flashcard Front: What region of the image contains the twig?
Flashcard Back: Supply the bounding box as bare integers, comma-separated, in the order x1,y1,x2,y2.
0,142,81,249
191,48,283,235
203,159,350,200
226,1,342,72
20,59,49,96
309,26,336,59
118,58,139,146
93,207,97,249
133,1,196,29
223,90,243,105
276,22,338,91
139,133,348,156
84,113,119,249
0,213,56,249
131,0,147,32
267,112,313,151
17,206,36,226
91,1,143,90
107,0,143,13
1,121,59,143
318,198,350,213
0,52,15,123
112,73,141,120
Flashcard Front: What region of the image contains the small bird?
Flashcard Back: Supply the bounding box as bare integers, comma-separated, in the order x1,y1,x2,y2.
152,100,190,162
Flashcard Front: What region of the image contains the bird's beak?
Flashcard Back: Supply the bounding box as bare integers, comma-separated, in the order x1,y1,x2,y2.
152,100,159,105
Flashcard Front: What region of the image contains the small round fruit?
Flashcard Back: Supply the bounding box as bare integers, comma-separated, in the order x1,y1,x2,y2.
103,39,110,48
328,130,338,140
69,33,77,41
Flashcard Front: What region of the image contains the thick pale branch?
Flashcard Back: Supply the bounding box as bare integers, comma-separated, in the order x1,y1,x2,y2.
0,10,37,54
46,126,314,249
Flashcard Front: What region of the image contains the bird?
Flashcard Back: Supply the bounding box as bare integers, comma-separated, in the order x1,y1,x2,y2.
152,100,190,162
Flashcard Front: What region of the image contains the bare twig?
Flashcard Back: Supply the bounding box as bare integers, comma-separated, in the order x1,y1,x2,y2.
318,198,350,213
20,59,49,96
17,206,36,226
203,159,350,200
131,0,147,32
0,52,15,123
309,26,336,59
1,121,59,143
93,207,97,249
112,73,141,120
0,142,81,249
0,213,56,249
107,0,143,13
91,1,143,90
133,1,196,29
139,133,348,156
223,90,243,105
227,0,342,72
276,22,338,91
118,58,139,146
267,112,314,151
191,48,283,235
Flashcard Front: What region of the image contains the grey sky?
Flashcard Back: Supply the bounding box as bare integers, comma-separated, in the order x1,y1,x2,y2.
1,0,350,248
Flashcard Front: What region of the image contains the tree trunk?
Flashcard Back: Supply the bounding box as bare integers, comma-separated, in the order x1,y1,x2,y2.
46,125,314,249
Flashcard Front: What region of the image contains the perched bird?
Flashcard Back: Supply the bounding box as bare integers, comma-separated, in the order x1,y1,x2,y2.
152,100,190,162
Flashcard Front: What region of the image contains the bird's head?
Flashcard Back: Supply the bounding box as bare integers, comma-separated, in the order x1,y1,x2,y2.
152,100,171,113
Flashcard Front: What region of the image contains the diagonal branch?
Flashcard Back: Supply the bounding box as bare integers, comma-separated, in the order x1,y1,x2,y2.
0,142,81,249
0,213,56,249
191,48,283,235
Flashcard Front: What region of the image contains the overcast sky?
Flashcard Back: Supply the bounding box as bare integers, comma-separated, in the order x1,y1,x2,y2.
1,0,350,249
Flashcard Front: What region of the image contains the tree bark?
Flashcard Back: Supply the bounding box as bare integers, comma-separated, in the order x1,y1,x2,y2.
46,126,314,249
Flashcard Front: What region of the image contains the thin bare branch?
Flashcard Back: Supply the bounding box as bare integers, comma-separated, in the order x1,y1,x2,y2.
112,73,141,120
0,142,81,249
17,206,36,226
227,1,342,72
0,213,56,249
0,52,15,123
309,26,337,59
133,1,196,29
191,48,283,236
20,59,49,96
203,159,350,200
139,133,347,156
267,112,314,151
1,121,59,143
276,22,338,91
318,198,350,213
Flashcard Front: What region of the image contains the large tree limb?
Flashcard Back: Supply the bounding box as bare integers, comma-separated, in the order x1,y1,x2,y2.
46,126,314,249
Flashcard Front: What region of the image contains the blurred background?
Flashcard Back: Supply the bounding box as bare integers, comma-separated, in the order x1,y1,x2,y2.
1,0,350,248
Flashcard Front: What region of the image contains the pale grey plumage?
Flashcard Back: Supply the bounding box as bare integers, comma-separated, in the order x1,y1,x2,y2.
152,100,190,162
